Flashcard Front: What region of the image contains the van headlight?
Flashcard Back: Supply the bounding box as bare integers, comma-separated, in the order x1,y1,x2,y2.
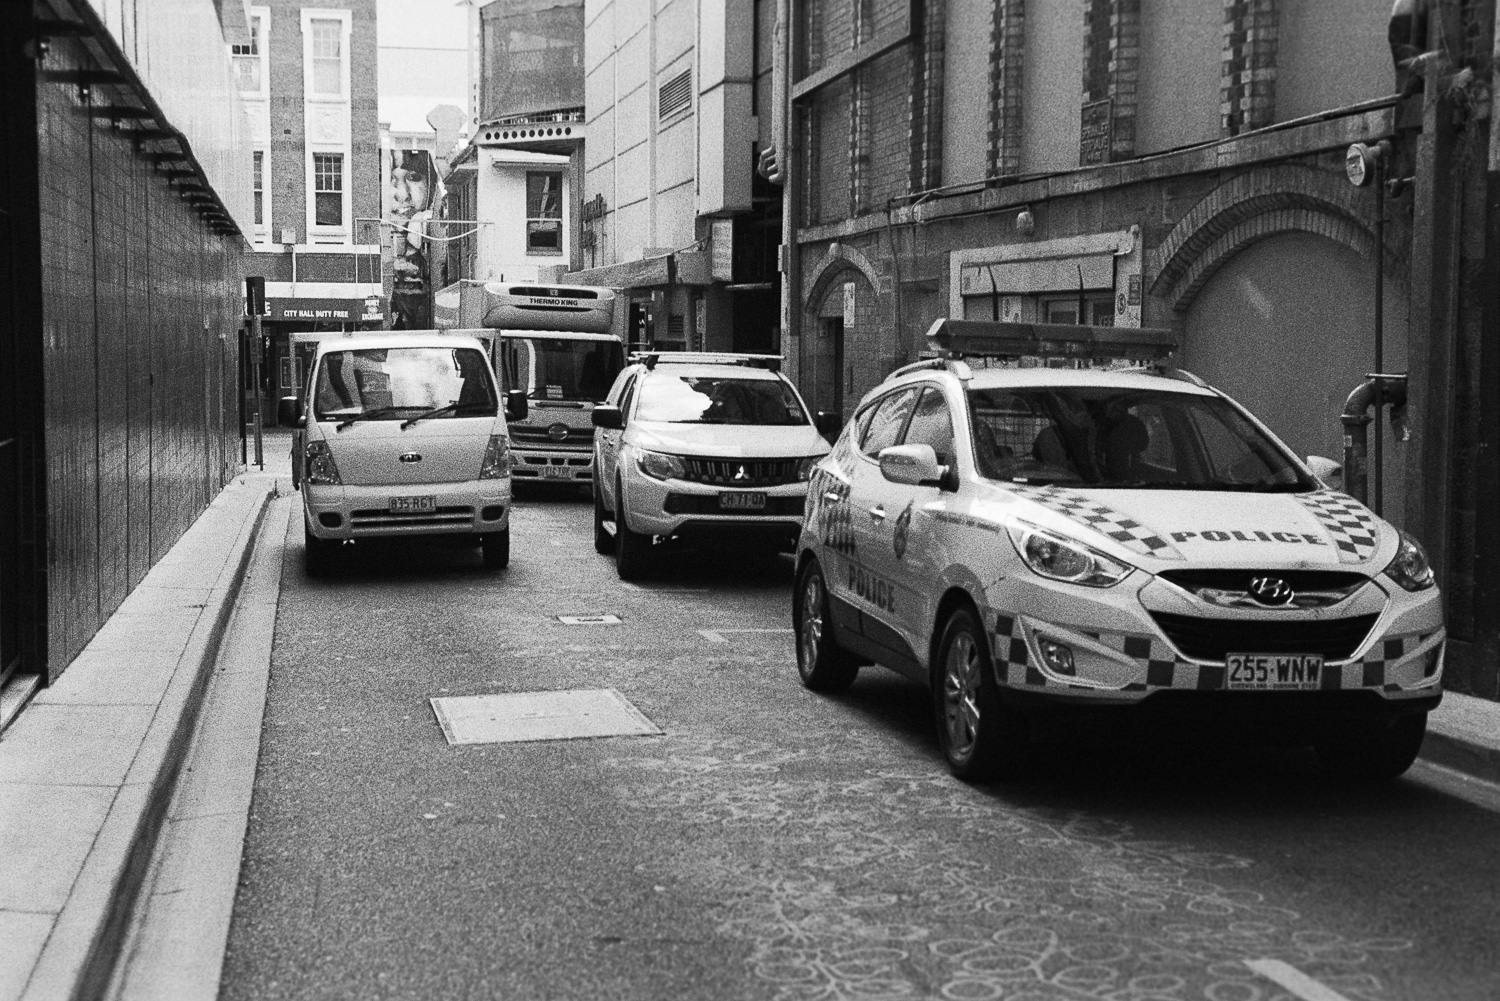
304,439,342,486
479,435,513,479
1384,530,1435,591
637,450,686,481
1006,521,1133,587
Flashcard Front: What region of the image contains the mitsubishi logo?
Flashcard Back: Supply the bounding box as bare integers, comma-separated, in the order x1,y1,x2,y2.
1248,576,1294,606
733,465,749,481
399,452,422,463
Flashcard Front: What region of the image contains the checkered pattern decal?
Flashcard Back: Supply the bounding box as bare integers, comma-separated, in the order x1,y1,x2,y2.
812,436,858,556
1296,491,1382,564
990,613,1442,695
1008,485,1185,561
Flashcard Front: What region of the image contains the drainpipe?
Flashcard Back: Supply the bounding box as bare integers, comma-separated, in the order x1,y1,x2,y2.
1341,374,1409,505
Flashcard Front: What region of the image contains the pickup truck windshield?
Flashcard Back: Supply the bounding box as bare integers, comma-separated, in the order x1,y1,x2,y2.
967,385,1315,492
635,374,810,426
313,347,497,422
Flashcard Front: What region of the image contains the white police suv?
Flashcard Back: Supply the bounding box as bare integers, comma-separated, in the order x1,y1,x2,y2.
591,353,838,579
794,319,1444,781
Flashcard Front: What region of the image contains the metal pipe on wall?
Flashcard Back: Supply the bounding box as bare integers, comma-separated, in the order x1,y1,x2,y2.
1342,374,1407,505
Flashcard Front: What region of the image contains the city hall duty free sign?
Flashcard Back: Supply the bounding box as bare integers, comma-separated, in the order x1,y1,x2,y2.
268,297,383,322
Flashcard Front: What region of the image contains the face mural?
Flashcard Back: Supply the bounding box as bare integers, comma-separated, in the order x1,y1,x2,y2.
387,148,439,329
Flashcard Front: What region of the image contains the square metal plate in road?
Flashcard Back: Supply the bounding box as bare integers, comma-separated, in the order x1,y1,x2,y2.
430,688,662,746
557,614,622,625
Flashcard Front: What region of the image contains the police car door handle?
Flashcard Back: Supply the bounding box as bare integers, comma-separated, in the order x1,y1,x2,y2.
867,505,887,521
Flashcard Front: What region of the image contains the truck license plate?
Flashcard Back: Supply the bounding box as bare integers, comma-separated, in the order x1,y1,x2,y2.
719,491,766,510
1226,653,1324,690
389,495,436,514
542,465,571,480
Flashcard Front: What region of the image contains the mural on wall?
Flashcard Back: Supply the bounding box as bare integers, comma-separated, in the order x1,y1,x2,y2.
388,148,440,329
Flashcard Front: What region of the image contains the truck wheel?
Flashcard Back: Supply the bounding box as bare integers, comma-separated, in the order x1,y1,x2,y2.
593,476,612,554
480,529,510,569
1316,712,1426,782
933,607,1025,782
793,558,859,692
613,478,653,580
304,522,338,577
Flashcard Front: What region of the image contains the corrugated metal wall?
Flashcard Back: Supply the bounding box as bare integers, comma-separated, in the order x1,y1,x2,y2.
37,35,244,678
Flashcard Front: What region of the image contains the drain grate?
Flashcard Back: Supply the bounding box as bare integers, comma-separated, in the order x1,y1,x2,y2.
430,688,662,745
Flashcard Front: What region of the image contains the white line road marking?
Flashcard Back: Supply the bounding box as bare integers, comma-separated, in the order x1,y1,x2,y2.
698,628,794,644
1244,959,1354,1001
699,630,726,643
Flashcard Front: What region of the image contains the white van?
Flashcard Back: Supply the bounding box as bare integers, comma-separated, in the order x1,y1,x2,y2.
280,332,527,574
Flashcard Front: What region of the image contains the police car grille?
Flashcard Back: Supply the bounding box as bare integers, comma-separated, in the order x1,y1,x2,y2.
1149,612,1379,662
680,457,800,487
1157,569,1369,594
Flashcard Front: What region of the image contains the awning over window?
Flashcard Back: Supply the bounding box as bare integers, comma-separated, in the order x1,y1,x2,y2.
959,251,1115,296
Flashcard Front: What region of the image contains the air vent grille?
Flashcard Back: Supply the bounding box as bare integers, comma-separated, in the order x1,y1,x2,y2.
659,69,691,120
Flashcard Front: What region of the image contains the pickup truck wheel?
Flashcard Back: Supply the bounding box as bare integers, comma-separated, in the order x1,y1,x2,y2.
793,558,859,692
613,478,653,580
304,522,338,577
1316,712,1426,782
593,477,612,554
480,529,510,569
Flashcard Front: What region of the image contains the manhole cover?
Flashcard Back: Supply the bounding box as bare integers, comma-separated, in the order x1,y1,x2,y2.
557,614,622,625
430,688,661,745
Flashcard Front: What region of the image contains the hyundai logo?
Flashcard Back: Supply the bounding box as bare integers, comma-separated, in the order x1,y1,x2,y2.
547,423,569,442
399,452,422,463
1248,576,1294,605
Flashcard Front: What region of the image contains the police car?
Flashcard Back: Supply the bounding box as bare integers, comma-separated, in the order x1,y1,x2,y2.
591,353,838,579
794,319,1443,781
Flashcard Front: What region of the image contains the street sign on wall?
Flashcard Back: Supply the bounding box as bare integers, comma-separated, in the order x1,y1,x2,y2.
268,298,384,322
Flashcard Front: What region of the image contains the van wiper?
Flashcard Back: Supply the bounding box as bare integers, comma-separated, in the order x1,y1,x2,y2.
400,402,462,429
334,406,409,432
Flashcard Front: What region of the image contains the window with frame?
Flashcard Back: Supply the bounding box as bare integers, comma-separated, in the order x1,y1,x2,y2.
231,15,263,93
313,153,343,227
310,18,343,96
252,151,264,227
901,387,957,467
525,172,563,254
859,388,920,457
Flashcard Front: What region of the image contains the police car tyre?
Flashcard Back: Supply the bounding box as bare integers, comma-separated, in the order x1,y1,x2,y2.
934,608,1025,781
593,477,612,554
303,522,338,577
1315,712,1426,782
480,529,510,569
614,477,653,580
793,559,860,692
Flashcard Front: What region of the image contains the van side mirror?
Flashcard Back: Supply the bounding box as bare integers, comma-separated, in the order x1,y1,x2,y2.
878,444,949,487
504,390,528,421
815,411,843,440
1306,455,1343,492
592,405,623,430
276,396,304,428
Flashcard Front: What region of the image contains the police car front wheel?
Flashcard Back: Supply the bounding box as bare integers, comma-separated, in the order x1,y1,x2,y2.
1315,712,1426,782
794,559,860,692
934,608,1025,781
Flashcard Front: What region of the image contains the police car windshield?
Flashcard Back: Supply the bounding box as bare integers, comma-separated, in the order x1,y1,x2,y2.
313,347,497,421
967,386,1314,492
635,374,809,425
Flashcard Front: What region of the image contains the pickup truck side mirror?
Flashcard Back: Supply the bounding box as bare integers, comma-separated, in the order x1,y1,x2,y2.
878,443,951,488
504,390,528,421
591,405,623,430
1306,455,1343,492
276,396,305,428
815,411,843,440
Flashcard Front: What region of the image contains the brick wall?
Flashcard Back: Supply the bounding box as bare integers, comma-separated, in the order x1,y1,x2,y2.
987,0,1025,177
1221,0,1278,135
1081,0,1140,163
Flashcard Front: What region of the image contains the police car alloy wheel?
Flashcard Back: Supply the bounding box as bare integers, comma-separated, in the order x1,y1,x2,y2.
794,558,860,692
934,608,1025,781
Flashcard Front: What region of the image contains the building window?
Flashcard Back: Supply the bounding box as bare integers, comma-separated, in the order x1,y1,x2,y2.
232,14,264,93
1042,294,1114,327
253,151,264,227
526,172,563,254
659,69,691,121
310,18,343,96
313,153,344,227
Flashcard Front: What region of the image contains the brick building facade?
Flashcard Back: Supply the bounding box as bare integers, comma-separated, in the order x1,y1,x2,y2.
780,0,1500,699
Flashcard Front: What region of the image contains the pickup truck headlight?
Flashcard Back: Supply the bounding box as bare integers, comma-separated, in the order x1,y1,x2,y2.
304,439,341,486
796,456,821,482
1384,530,1435,591
479,435,513,479
637,450,686,481
1006,521,1133,587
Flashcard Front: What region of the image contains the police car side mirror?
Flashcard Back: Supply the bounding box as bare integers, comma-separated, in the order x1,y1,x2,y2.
505,390,528,421
815,411,843,440
1305,455,1343,492
592,405,623,430
276,396,304,428
878,444,949,488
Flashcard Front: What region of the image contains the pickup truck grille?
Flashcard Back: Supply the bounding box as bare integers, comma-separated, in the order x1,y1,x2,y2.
680,457,801,488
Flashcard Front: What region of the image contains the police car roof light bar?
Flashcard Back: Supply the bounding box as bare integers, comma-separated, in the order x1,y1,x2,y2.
631,351,783,372
925,318,1179,363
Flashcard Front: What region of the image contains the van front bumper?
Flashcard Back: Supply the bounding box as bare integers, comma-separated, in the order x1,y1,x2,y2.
303,480,511,539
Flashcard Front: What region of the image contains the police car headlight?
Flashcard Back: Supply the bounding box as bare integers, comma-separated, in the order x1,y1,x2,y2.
1384,530,1435,591
637,450,686,481
304,439,342,486
1006,521,1133,588
478,435,513,479
796,456,820,482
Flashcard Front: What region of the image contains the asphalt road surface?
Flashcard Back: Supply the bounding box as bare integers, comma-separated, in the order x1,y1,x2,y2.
219,488,1500,1001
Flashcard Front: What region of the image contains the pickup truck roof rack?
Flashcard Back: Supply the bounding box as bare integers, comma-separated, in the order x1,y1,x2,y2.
924,318,1179,363
631,351,783,372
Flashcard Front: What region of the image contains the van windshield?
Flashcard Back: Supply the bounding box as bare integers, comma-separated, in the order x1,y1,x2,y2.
313,347,497,421
501,336,623,402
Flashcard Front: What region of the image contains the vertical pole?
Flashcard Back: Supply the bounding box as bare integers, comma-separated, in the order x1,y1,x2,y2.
1373,150,1385,515
1473,0,1500,695
777,0,801,391
251,313,264,470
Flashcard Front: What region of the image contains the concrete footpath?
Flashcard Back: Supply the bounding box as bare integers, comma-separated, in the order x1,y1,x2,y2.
0,427,1498,999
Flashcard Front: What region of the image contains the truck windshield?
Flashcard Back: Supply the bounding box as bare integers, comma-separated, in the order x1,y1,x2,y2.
967,385,1315,492
635,374,810,426
502,336,623,402
313,347,497,421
